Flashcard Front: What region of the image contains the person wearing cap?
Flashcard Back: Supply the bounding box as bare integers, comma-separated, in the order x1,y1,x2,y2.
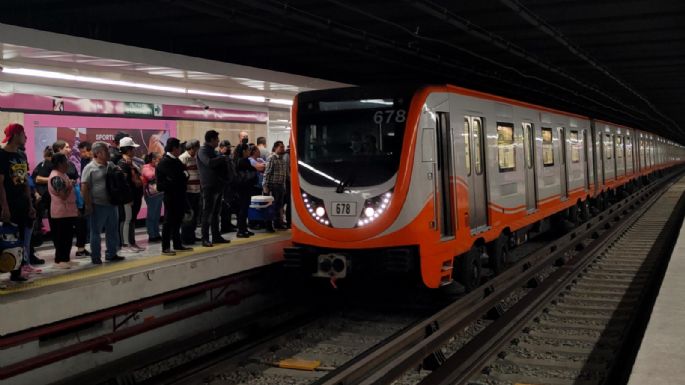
117,136,145,252
179,139,202,245
110,131,129,166
0,123,36,281
197,130,230,247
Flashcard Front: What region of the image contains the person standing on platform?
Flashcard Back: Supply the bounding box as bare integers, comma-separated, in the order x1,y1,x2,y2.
110,131,129,165
141,153,163,243
234,143,258,238
53,140,90,257
239,131,249,145
117,137,145,252
0,124,37,281
219,140,237,233
263,141,288,232
179,139,202,245
197,130,230,247
47,153,78,269
77,141,93,244
78,141,93,173
256,136,269,161
81,142,124,264
30,146,53,260
155,138,192,256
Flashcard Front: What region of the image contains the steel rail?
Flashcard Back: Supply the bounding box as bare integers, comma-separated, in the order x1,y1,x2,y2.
313,171,675,385
419,173,683,385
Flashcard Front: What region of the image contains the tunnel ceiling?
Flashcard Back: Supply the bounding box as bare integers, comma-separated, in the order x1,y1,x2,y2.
2,0,684,142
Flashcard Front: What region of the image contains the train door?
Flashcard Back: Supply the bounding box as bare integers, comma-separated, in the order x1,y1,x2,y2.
522,122,537,211
583,129,590,190
436,111,455,239
599,131,606,185
559,127,568,198
465,116,488,230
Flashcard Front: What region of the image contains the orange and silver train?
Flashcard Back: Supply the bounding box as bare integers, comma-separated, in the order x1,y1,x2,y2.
285,85,685,289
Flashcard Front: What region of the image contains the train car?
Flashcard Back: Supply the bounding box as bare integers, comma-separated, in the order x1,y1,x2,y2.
285,85,684,289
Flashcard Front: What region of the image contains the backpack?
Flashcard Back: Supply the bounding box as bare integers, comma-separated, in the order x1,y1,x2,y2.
106,164,133,205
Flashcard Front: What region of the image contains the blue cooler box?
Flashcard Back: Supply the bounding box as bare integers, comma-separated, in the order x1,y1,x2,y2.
248,195,276,222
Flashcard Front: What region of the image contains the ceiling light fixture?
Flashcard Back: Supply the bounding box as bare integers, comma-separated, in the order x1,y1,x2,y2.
0,65,282,105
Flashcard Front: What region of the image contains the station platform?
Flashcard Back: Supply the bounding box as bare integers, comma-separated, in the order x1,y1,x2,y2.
0,228,290,336
628,216,685,384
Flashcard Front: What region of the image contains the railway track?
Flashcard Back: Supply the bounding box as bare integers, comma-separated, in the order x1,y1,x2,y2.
80,171,683,385
312,171,685,385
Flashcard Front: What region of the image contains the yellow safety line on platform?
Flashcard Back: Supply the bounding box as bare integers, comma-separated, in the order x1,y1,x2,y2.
0,232,284,296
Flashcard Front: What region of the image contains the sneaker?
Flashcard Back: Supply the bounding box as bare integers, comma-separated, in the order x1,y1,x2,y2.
53,262,71,269
75,249,91,257
22,265,42,274
130,244,146,252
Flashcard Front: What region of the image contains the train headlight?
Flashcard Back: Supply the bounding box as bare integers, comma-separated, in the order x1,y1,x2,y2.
301,191,332,226
357,190,393,227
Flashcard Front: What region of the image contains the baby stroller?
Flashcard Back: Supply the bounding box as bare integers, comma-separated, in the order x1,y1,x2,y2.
0,222,23,274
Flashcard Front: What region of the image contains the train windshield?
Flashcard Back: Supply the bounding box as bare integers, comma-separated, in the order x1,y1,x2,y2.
297,93,410,188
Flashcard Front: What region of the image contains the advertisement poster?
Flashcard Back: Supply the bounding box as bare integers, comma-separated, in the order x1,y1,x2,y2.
24,114,176,170
25,115,177,220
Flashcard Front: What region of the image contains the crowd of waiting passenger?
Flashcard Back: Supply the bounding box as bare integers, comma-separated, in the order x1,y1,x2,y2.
0,123,290,283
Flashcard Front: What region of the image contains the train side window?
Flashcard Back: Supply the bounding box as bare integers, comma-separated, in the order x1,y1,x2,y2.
473,118,483,175
542,127,554,167
522,122,534,169
497,122,515,172
616,135,623,159
605,134,613,159
570,130,580,163
463,118,471,175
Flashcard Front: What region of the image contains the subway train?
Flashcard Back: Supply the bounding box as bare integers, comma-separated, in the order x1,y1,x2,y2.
284,85,685,289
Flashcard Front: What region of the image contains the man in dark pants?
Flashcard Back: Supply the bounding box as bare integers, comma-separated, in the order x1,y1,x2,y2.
156,138,192,256
196,130,230,247
179,140,201,245
263,141,288,231
0,124,36,282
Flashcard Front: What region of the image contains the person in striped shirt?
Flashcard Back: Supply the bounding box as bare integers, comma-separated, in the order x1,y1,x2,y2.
179,140,201,245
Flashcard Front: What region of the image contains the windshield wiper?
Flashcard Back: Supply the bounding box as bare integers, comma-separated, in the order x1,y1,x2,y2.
336,174,355,193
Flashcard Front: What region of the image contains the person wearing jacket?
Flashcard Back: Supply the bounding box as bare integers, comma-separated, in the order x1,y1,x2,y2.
155,138,191,256
196,130,230,247
47,153,78,269
233,143,258,238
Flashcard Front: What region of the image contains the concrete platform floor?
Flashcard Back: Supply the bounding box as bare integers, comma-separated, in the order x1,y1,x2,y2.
628,216,685,384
